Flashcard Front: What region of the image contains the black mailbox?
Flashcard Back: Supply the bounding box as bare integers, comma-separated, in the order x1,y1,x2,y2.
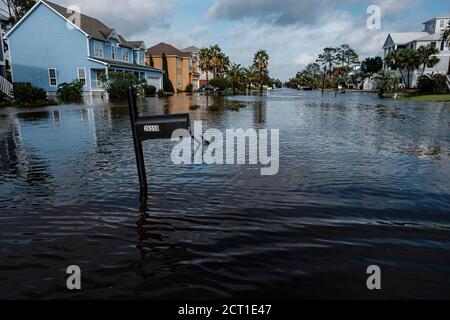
127,86,192,196
135,114,190,141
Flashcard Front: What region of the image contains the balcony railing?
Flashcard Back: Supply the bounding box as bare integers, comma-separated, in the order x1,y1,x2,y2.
91,80,104,90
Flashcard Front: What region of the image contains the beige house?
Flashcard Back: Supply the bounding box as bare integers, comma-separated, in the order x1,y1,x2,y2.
146,43,200,92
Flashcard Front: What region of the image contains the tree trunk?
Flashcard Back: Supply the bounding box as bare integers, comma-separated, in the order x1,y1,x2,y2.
407,69,411,89
398,69,407,88
259,69,263,95
322,68,326,94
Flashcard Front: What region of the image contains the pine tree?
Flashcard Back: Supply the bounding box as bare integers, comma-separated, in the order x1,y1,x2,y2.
162,52,174,93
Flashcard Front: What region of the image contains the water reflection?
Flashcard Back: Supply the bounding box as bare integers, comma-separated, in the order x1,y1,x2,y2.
1,90,450,299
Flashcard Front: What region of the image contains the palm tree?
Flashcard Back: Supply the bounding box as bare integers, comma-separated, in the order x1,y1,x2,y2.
375,69,398,98
217,53,230,77
209,44,222,78
198,47,213,84
417,44,440,76
243,66,259,92
227,63,243,92
401,48,421,89
385,49,406,87
253,49,269,95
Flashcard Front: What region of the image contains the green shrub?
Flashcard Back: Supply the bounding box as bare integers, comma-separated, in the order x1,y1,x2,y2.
13,83,48,105
57,80,83,102
142,84,157,97
157,89,166,97
185,83,193,93
209,77,231,91
417,74,449,94
100,72,145,100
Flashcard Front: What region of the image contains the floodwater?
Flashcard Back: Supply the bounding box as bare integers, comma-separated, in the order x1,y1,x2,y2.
0,89,449,299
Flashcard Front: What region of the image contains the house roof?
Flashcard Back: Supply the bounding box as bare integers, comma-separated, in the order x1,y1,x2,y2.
423,17,450,24
90,57,162,72
388,32,429,45
146,42,191,57
37,1,143,48
416,33,445,41
182,46,201,53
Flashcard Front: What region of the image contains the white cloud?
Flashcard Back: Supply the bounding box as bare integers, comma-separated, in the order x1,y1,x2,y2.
56,0,174,38
190,26,208,40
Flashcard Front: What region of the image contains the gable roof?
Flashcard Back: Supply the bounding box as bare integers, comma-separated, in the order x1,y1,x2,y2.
6,1,144,49
182,46,200,54
384,32,429,47
147,42,191,57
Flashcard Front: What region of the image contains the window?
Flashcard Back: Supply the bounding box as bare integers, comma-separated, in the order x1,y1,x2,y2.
94,41,104,58
48,68,57,86
177,58,181,69
111,46,115,60
77,68,86,86
177,75,182,89
139,52,144,64
431,42,437,49
441,41,445,51
123,49,129,62
439,19,446,29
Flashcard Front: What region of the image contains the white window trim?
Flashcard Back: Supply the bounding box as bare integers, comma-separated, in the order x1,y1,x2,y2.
48,68,57,87
77,67,87,86
94,41,104,58
123,49,129,62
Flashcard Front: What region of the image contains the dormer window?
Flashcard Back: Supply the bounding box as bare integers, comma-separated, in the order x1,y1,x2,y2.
123,49,129,62
111,46,115,60
94,41,104,58
139,52,144,64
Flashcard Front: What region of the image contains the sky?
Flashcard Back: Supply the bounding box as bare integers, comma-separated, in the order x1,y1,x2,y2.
52,0,450,81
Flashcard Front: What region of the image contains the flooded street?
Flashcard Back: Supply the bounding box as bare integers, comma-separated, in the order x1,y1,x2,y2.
1,89,449,299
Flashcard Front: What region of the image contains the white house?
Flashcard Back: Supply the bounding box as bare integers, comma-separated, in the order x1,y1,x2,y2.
383,16,450,88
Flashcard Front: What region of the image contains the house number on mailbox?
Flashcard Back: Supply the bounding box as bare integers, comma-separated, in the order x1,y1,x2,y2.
144,125,160,132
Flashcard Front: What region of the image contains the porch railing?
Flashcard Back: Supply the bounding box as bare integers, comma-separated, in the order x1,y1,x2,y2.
0,75,13,98
91,80,104,90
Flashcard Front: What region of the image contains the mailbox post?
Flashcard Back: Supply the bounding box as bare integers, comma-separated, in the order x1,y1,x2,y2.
128,86,148,195
127,86,191,197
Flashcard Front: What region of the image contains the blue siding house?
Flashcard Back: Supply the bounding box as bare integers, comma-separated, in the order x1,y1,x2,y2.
5,0,163,93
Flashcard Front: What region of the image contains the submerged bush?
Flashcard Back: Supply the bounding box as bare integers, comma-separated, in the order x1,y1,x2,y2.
417,74,449,94
142,84,157,97
100,72,145,100
57,80,83,102
13,83,53,106
209,77,232,91
185,83,193,93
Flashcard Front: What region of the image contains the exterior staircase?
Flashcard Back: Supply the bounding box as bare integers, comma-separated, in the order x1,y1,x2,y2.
0,75,13,98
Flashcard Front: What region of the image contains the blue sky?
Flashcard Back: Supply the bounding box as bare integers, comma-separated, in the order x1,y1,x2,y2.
56,0,450,80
